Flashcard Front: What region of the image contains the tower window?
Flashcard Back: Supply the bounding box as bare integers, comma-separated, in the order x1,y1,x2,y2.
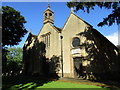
49,13,52,16
45,13,47,16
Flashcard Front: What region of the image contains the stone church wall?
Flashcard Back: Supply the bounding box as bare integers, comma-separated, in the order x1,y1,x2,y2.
23,10,120,80
81,28,120,80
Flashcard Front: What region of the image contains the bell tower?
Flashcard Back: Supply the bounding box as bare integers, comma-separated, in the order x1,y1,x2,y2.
43,3,54,24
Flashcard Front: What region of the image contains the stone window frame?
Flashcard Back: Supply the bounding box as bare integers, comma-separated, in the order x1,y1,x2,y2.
72,37,81,48
41,32,51,48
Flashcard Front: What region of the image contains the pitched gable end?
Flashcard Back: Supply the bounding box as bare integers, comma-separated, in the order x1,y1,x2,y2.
63,13,92,31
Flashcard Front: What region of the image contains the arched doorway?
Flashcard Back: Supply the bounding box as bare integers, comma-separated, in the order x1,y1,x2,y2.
73,57,83,78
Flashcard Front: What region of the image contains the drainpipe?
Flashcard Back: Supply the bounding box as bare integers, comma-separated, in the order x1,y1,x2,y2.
60,35,64,77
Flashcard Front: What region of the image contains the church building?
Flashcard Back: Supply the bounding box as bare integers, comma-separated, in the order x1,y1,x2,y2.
23,4,120,80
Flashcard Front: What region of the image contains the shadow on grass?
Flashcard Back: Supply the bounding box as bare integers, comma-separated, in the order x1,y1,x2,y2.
100,80,120,90
3,76,120,89
88,79,120,89
2,75,58,89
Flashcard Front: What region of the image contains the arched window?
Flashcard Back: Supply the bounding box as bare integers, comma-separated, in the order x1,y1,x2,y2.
72,37,80,47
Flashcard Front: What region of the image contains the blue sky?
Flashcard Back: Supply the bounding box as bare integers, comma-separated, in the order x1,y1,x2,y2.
2,2,118,47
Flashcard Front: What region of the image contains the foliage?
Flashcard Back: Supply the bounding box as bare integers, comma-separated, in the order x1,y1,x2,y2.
2,6,27,47
2,48,9,75
67,2,120,27
2,6,27,76
50,55,61,74
6,47,23,63
2,47,23,76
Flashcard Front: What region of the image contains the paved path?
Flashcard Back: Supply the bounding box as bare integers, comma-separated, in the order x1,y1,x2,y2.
57,77,120,89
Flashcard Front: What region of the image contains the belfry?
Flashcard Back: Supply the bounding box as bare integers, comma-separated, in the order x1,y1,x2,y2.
43,3,54,24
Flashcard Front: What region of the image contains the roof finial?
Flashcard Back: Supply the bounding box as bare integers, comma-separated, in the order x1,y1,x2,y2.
30,29,32,33
48,0,50,9
71,7,74,13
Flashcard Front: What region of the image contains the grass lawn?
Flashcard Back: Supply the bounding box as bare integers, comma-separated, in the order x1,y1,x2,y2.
2,76,117,89
36,81,102,88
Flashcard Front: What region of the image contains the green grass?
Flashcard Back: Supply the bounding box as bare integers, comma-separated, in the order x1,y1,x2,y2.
36,81,101,88
2,76,118,90
4,81,102,89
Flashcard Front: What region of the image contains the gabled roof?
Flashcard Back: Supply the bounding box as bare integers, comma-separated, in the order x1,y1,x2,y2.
53,25,62,33
44,8,54,13
23,32,37,48
72,13,92,27
91,28,118,51
38,23,62,37
48,23,62,33
62,12,93,30
28,32,37,38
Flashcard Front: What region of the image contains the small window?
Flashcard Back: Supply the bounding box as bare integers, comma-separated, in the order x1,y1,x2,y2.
45,13,47,16
72,37,80,47
49,13,52,16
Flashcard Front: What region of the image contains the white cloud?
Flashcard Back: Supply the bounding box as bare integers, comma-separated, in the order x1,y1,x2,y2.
105,32,118,46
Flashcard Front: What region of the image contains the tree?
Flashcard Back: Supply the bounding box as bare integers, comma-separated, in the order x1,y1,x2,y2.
2,6,28,47
2,6,27,76
3,47,23,76
2,48,9,75
67,2,120,27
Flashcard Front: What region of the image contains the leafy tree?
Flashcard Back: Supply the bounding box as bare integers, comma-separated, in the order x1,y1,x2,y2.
2,6,27,75
2,48,8,75
67,2,120,27
2,6,27,47
3,47,23,76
